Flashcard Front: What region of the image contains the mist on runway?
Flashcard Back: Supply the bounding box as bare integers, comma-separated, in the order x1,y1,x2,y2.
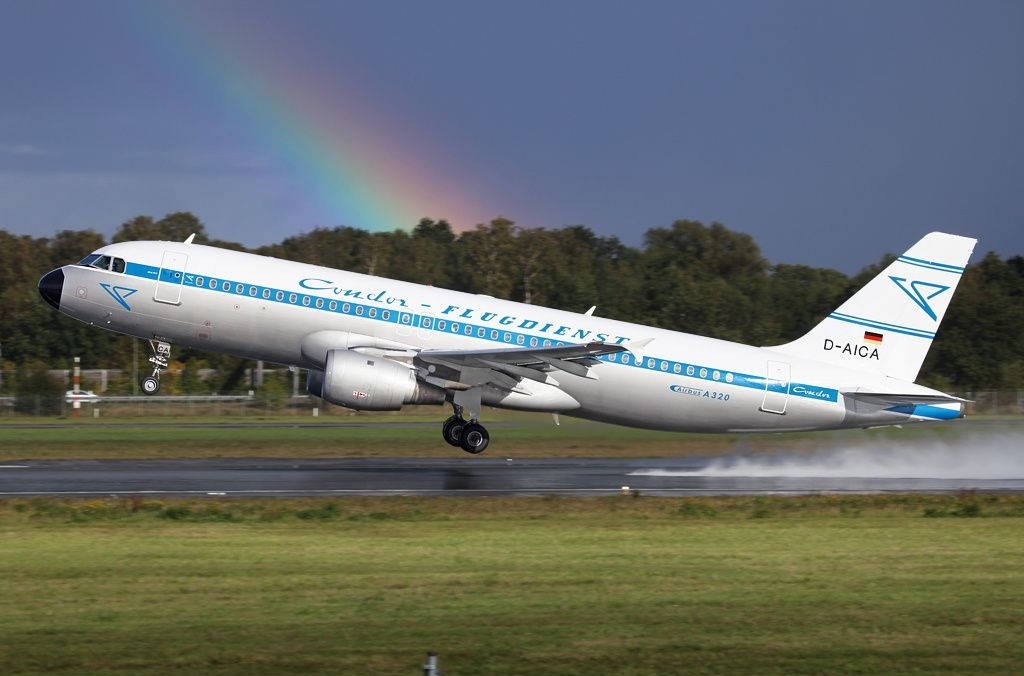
631,433,1024,480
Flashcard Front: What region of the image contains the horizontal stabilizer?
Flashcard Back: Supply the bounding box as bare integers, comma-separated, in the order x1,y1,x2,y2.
842,392,968,406
842,391,966,420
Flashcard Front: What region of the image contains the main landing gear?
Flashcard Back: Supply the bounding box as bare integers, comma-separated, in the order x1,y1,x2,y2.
442,405,490,454
141,340,171,395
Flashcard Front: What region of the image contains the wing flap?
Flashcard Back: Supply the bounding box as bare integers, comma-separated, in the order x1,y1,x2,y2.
415,341,624,391
418,340,626,366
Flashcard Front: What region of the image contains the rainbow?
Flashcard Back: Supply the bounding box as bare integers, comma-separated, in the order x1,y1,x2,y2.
136,4,492,233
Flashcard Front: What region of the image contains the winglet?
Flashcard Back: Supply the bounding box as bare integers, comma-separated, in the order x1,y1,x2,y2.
625,337,654,363
184,233,196,245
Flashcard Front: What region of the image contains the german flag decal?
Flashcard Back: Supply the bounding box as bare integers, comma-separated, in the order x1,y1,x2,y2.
864,331,883,343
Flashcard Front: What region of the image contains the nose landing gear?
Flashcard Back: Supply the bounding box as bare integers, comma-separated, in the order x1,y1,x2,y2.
141,340,171,396
441,404,490,454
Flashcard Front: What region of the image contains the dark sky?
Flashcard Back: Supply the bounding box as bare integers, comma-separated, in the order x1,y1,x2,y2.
1,0,1021,272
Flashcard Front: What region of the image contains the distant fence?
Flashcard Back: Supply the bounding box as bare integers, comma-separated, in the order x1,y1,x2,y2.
0,394,331,418
957,390,1024,416
0,390,1021,418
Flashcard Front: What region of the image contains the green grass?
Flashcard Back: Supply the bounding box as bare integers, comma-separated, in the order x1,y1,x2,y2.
1,495,1022,674
1,412,1014,460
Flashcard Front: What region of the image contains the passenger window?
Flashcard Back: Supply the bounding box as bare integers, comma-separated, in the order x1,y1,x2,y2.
111,258,126,273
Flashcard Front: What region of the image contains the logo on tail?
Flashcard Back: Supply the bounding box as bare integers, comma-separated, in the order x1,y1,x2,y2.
888,276,949,321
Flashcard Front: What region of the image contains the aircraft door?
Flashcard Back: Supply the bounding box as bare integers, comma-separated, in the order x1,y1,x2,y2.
154,250,189,305
760,360,791,414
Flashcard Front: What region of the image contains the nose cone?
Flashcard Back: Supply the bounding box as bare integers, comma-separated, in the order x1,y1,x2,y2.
38,268,64,311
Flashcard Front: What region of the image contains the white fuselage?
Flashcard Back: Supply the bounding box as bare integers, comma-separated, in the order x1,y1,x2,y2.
49,240,953,432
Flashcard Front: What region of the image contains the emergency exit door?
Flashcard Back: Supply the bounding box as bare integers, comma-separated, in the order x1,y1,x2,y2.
760,360,791,414
154,250,188,305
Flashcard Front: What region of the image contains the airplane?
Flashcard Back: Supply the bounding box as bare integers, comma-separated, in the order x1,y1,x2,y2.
38,231,975,454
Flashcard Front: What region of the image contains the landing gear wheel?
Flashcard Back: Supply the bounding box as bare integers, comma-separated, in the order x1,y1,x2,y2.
459,422,489,455
141,376,160,395
142,340,171,397
442,415,464,447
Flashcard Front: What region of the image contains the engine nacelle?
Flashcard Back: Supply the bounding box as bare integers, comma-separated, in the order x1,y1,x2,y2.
308,349,443,410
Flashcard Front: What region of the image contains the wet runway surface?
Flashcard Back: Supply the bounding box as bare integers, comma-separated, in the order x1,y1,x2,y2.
0,421,463,430
2,456,1023,497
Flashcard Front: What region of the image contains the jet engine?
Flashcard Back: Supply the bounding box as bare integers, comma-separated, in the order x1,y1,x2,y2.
307,349,444,410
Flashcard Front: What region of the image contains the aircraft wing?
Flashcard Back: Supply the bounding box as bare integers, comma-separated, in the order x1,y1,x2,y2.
414,341,627,390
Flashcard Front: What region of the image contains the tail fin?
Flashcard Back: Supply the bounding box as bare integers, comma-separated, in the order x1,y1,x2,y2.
772,232,976,382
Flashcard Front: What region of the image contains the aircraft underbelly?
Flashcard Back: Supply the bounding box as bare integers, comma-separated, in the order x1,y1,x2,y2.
555,363,845,433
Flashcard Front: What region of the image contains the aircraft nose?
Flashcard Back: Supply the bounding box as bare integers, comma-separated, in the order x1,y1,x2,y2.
38,268,64,311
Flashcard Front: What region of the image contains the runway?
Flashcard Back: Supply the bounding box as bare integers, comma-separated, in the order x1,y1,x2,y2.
2,455,1023,497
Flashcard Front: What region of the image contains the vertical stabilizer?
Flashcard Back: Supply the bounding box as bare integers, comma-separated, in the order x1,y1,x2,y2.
771,232,976,382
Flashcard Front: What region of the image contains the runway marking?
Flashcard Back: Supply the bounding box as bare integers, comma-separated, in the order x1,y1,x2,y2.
0,465,29,469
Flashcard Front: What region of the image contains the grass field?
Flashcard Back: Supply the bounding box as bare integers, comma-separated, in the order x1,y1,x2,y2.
1,495,1023,674
3,415,1020,672
1,412,1015,461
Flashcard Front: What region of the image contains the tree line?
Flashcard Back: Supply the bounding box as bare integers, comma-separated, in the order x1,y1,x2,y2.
1,211,1021,393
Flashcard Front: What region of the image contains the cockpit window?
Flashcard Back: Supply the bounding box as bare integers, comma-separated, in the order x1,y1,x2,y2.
77,253,126,273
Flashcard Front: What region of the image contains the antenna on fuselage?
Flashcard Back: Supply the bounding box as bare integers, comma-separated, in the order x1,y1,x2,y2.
183,233,196,245
584,306,596,316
